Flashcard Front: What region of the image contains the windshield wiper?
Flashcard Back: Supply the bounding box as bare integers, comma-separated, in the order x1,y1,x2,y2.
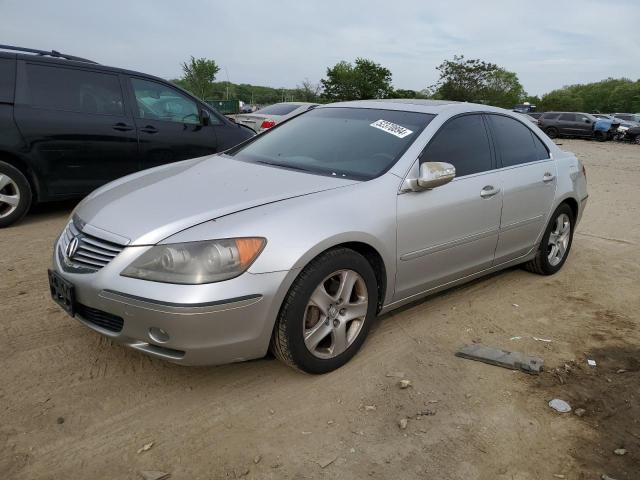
255,160,316,174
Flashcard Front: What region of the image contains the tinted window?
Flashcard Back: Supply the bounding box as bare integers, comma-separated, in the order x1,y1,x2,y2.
489,115,549,167
531,131,550,160
0,58,15,103
230,107,434,180
616,114,632,121
542,113,560,120
559,113,576,121
132,78,200,124
576,114,592,123
420,114,492,177
256,104,302,116
26,64,123,115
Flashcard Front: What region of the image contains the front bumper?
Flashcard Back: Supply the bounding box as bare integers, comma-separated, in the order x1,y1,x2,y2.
51,238,292,366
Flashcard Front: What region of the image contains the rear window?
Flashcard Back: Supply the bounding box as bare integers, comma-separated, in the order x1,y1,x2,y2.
542,113,560,120
0,58,15,103
229,107,435,180
488,114,549,167
25,64,124,115
256,104,303,116
559,113,576,121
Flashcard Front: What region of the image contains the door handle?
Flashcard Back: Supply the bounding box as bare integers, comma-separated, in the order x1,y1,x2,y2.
543,172,555,183
480,185,500,198
139,125,158,134
112,122,134,132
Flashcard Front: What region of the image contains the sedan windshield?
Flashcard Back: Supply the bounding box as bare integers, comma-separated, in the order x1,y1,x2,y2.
229,107,435,180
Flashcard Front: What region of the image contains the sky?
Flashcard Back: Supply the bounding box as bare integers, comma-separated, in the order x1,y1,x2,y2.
3,0,639,96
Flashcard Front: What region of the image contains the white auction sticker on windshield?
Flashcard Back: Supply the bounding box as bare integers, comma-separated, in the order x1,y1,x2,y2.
370,119,413,138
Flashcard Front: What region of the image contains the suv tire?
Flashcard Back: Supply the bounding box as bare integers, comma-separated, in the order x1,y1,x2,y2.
0,161,32,228
544,127,559,139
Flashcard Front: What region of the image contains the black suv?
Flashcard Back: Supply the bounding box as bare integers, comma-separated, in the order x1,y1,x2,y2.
537,112,599,139
0,45,254,227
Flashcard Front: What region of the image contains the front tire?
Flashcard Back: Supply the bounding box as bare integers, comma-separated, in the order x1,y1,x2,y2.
270,248,378,374
0,161,32,228
523,204,574,275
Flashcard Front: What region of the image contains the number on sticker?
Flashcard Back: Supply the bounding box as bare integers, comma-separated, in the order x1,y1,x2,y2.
370,119,414,138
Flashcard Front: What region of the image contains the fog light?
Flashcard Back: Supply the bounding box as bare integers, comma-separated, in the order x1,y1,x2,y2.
149,327,170,343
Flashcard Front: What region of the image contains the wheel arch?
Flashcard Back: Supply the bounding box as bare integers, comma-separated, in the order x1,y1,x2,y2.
0,150,41,201
284,238,391,314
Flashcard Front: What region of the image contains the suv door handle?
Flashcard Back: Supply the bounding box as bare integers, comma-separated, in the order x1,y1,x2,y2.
112,122,134,132
480,185,501,198
139,125,158,134
543,172,555,183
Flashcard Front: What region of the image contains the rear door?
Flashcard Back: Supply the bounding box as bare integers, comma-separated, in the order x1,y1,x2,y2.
486,114,556,264
127,77,220,169
13,61,139,196
395,114,502,300
557,113,577,135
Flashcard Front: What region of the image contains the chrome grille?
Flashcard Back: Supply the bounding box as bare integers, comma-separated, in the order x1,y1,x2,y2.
59,220,125,271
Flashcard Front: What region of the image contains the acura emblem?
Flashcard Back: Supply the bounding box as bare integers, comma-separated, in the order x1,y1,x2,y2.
66,236,80,258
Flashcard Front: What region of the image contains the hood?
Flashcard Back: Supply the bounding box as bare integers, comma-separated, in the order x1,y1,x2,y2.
75,155,357,245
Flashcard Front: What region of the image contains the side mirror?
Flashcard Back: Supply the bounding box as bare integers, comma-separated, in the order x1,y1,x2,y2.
200,109,211,126
417,162,456,189
584,118,591,123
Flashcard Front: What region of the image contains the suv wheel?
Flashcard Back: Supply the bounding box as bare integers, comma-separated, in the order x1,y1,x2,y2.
0,161,32,228
544,127,559,139
271,248,378,374
523,204,574,275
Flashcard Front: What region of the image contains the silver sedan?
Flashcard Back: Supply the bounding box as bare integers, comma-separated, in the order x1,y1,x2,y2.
234,102,318,133
49,100,588,373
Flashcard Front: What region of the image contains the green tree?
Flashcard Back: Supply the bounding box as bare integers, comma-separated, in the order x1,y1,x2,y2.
430,55,525,108
321,58,393,101
296,79,322,102
180,57,220,100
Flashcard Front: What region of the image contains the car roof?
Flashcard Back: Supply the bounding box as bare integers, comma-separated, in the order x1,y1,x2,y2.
319,99,518,116
0,49,178,88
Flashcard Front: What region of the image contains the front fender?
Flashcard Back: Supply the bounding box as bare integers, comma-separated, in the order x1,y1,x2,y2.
162,174,401,306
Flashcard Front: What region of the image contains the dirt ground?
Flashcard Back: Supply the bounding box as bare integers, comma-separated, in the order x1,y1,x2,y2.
1,139,639,480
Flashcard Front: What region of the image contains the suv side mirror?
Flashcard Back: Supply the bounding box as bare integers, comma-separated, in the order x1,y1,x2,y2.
200,109,211,126
584,118,591,123
417,162,456,189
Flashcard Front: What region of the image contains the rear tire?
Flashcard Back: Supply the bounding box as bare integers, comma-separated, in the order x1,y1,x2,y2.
523,204,574,275
544,127,559,139
270,248,378,374
0,161,32,228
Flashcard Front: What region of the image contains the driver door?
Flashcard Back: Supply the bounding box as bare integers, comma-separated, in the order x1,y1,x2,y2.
127,76,220,169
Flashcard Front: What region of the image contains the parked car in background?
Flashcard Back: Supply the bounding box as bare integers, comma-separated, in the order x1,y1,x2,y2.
234,102,319,133
612,113,640,123
538,112,596,139
48,100,588,373
0,45,254,227
538,111,618,140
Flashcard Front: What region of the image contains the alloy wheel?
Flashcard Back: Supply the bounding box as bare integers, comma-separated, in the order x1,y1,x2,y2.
547,213,571,267
303,269,368,359
0,174,20,219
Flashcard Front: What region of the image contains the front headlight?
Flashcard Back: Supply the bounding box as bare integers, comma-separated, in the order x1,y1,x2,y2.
121,238,266,284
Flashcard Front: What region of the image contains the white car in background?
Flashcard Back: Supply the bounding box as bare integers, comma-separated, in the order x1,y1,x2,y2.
235,102,318,133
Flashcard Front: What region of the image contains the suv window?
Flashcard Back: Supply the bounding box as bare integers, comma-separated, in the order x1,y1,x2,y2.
541,113,560,120
616,114,632,121
0,58,15,103
25,64,124,115
488,114,549,167
420,114,492,177
131,78,200,124
559,113,576,121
